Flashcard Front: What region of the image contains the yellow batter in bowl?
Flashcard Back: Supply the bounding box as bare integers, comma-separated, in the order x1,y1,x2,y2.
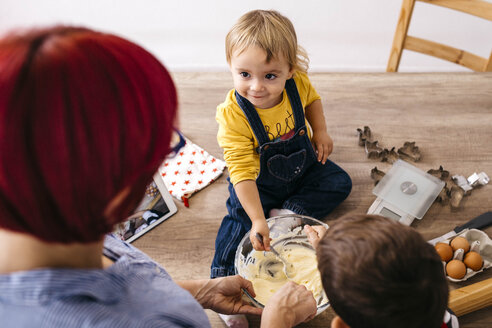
235,215,329,314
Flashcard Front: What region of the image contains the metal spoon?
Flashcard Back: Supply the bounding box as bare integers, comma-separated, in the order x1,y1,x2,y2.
255,233,293,278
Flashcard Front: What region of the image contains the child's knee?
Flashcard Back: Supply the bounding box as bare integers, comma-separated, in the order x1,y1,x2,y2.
339,170,352,196
325,167,352,199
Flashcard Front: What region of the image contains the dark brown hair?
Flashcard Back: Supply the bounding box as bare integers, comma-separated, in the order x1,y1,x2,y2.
317,214,448,328
0,26,177,243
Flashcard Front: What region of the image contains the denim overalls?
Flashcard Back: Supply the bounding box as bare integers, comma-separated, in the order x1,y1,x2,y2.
211,78,352,278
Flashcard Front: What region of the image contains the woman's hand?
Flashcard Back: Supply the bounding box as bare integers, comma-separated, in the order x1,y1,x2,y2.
261,281,317,328
250,219,270,251
304,225,327,249
311,130,333,164
191,276,262,316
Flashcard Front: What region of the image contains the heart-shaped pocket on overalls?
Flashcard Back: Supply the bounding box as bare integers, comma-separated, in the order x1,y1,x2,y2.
266,149,307,182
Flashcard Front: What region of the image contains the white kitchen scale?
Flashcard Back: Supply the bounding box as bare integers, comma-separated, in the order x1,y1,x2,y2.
367,160,445,226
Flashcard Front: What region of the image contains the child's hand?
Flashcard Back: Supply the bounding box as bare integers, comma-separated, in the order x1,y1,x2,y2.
311,130,333,164
250,220,270,251
304,225,327,249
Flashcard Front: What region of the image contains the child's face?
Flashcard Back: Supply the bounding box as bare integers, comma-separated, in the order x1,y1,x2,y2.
229,45,294,109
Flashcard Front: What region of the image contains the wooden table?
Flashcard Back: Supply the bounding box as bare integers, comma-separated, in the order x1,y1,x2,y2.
133,72,492,327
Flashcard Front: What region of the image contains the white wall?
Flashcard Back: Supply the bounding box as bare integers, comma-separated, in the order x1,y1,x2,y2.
1,0,490,72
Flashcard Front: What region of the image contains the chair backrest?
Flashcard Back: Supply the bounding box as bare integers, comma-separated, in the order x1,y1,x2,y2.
387,0,492,72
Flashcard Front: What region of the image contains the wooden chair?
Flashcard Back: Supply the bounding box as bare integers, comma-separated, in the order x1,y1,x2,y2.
387,0,492,72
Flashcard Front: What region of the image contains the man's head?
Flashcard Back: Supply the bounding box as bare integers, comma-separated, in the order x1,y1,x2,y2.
317,214,448,328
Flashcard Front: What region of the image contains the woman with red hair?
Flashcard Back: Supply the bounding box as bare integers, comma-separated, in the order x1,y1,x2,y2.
0,26,316,327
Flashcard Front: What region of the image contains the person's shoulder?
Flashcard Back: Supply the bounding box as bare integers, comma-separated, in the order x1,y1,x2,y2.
293,71,312,86
217,89,239,111
292,71,316,95
292,71,319,103
216,89,247,123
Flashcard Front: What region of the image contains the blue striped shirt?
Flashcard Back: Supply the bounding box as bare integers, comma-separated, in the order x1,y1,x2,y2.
0,234,211,328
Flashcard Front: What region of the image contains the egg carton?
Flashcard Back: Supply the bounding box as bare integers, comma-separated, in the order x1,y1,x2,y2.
441,229,492,282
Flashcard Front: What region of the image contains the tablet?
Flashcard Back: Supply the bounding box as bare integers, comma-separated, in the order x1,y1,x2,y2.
112,171,178,243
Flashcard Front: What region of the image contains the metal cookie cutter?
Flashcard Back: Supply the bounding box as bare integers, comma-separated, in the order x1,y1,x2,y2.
452,172,489,194
468,172,490,187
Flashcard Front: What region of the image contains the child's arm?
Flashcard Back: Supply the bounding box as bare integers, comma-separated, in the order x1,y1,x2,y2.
305,99,333,164
234,180,271,251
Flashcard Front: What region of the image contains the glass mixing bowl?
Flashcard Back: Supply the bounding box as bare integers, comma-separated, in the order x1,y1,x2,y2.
234,214,330,315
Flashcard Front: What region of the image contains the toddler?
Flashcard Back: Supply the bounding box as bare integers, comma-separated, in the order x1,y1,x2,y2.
305,214,459,328
212,9,352,279
211,10,352,326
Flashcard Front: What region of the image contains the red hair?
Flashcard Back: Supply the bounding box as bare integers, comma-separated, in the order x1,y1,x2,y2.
0,26,178,243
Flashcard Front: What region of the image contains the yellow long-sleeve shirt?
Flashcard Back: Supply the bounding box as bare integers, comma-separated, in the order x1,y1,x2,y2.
216,72,321,185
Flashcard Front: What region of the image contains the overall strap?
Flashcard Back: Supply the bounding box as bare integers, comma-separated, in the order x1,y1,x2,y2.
234,90,271,146
284,78,306,131
234,78,305,147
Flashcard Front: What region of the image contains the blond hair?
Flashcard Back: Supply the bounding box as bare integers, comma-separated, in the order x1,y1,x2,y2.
225,10,309,73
